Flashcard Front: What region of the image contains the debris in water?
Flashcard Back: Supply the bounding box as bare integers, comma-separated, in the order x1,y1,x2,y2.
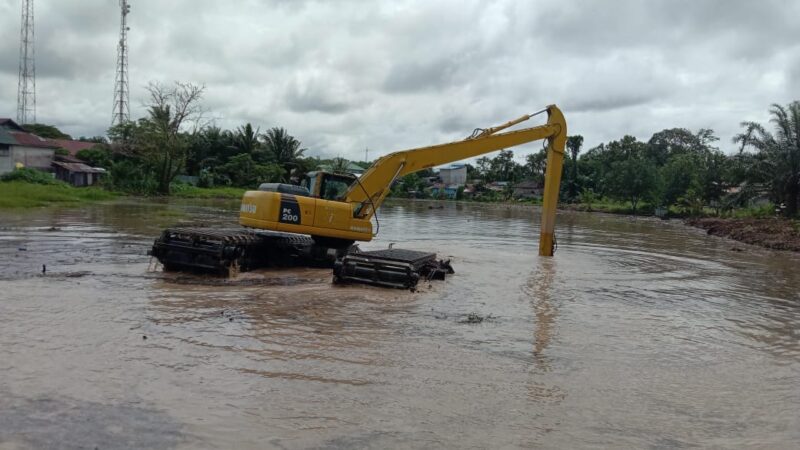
142,335,147,340
459,312,493,324
64,271,91,278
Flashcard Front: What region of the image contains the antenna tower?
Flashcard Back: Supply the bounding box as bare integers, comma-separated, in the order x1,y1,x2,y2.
112,0,131,126
17,0,36,124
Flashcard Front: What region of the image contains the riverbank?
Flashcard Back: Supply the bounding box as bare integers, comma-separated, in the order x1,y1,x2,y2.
0,182,245,209
686,217,800,251
0,181,118,208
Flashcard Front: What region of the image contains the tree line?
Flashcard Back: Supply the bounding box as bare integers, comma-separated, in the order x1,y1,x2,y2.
20,81,800,217
63,82,365,195
394,101,800,217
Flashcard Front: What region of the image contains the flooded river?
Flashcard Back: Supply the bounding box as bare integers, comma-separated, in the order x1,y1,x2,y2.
1,199,799,449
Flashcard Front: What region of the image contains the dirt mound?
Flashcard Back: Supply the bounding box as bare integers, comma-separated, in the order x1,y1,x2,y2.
686,218,800,251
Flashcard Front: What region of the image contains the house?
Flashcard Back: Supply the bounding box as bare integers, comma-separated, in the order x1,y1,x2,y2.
486,181,510,192
0,118,59,174
52,155,105,187
438,164,467,186
512,180,543,199
430,183,461,199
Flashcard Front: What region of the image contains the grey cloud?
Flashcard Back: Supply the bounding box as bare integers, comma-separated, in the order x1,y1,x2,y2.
0,0,798,161
284,76,353,114
383,59,457,93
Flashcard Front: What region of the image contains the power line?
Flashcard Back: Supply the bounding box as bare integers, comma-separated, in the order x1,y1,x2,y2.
112,0,131,127
17,0,36,125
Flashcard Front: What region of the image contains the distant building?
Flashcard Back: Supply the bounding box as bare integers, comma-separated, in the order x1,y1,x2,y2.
512,180,543,199
486,181,510,192
48,139,99,157
52,155,106,187
438,164,467,186
0,118,59,174
430,183,461,199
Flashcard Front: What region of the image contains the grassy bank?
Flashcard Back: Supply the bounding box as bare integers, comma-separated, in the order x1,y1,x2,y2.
0,181,118,208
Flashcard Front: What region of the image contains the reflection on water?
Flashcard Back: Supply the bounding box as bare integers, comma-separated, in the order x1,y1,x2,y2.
528,258,556,372
1,198,799,448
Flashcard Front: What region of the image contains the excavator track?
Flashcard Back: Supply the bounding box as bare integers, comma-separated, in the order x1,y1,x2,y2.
333,248,454,289
149,227,344,276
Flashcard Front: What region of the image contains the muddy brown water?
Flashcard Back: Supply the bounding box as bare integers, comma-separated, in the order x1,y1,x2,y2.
1,199,799,449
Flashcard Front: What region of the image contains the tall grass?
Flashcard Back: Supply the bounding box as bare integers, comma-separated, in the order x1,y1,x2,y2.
0,181,117,208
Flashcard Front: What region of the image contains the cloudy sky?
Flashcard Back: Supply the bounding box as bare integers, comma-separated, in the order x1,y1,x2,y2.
1,0,798,161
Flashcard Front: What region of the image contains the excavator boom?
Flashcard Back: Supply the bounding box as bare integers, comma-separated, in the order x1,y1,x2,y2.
348,105,567,255
152,105,567,277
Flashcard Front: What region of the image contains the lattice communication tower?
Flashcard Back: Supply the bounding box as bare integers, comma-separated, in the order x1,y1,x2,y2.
112,0,131,126
17,0,36,124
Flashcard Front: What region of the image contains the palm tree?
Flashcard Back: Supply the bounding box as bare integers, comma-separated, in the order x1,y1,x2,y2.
330,157,350,174
233,123,260,156
566,135,584,201
261,127,306,181
734,101,800,217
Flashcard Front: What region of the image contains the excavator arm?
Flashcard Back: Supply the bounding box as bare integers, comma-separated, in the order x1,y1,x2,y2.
347,105,567,256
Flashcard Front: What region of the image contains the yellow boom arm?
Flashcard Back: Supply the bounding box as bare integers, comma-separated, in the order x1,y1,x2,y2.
347,105,567,256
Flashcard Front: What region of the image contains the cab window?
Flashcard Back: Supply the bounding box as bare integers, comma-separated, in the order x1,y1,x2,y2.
302,176,317,197
319,175,353,201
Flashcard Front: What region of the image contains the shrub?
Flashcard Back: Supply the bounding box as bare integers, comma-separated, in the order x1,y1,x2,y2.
1,167,63,185
108,160,158,195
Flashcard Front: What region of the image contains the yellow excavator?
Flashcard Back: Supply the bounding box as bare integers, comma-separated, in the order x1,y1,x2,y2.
151,105,567,283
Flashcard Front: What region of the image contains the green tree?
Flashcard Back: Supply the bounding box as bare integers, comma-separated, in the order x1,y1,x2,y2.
696,150,731,214
646,128,703,166
78,136,108,144
216,153,283,187
109,81,205,194
659,153,698,206
233,123,261,156
76,146,113,168
608,156,659,214
491,150,517,182
22,123,71,140
261,127,306,181
525,149,547,182
329,157,350,174
186,126,236,175
734,101,800,216
566,135,584,201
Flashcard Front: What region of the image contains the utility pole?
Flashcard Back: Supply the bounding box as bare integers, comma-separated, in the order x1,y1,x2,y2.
112,0,131,127
364,147,369,163
17,0,36,125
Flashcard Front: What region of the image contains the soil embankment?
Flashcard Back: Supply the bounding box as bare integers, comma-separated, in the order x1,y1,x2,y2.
686,217,800,251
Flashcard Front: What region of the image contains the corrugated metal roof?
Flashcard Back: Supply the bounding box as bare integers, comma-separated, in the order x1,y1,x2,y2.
0,119,62,149
0,118,24,131
52,161,105,173
48,139,99,155
0,126,17,146
10,131,59,148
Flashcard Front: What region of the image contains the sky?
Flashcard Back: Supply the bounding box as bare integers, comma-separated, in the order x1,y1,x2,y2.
1,0,798,161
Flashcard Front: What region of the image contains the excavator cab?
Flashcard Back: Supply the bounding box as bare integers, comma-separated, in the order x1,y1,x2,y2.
239,170,374,244
301,171,356,201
